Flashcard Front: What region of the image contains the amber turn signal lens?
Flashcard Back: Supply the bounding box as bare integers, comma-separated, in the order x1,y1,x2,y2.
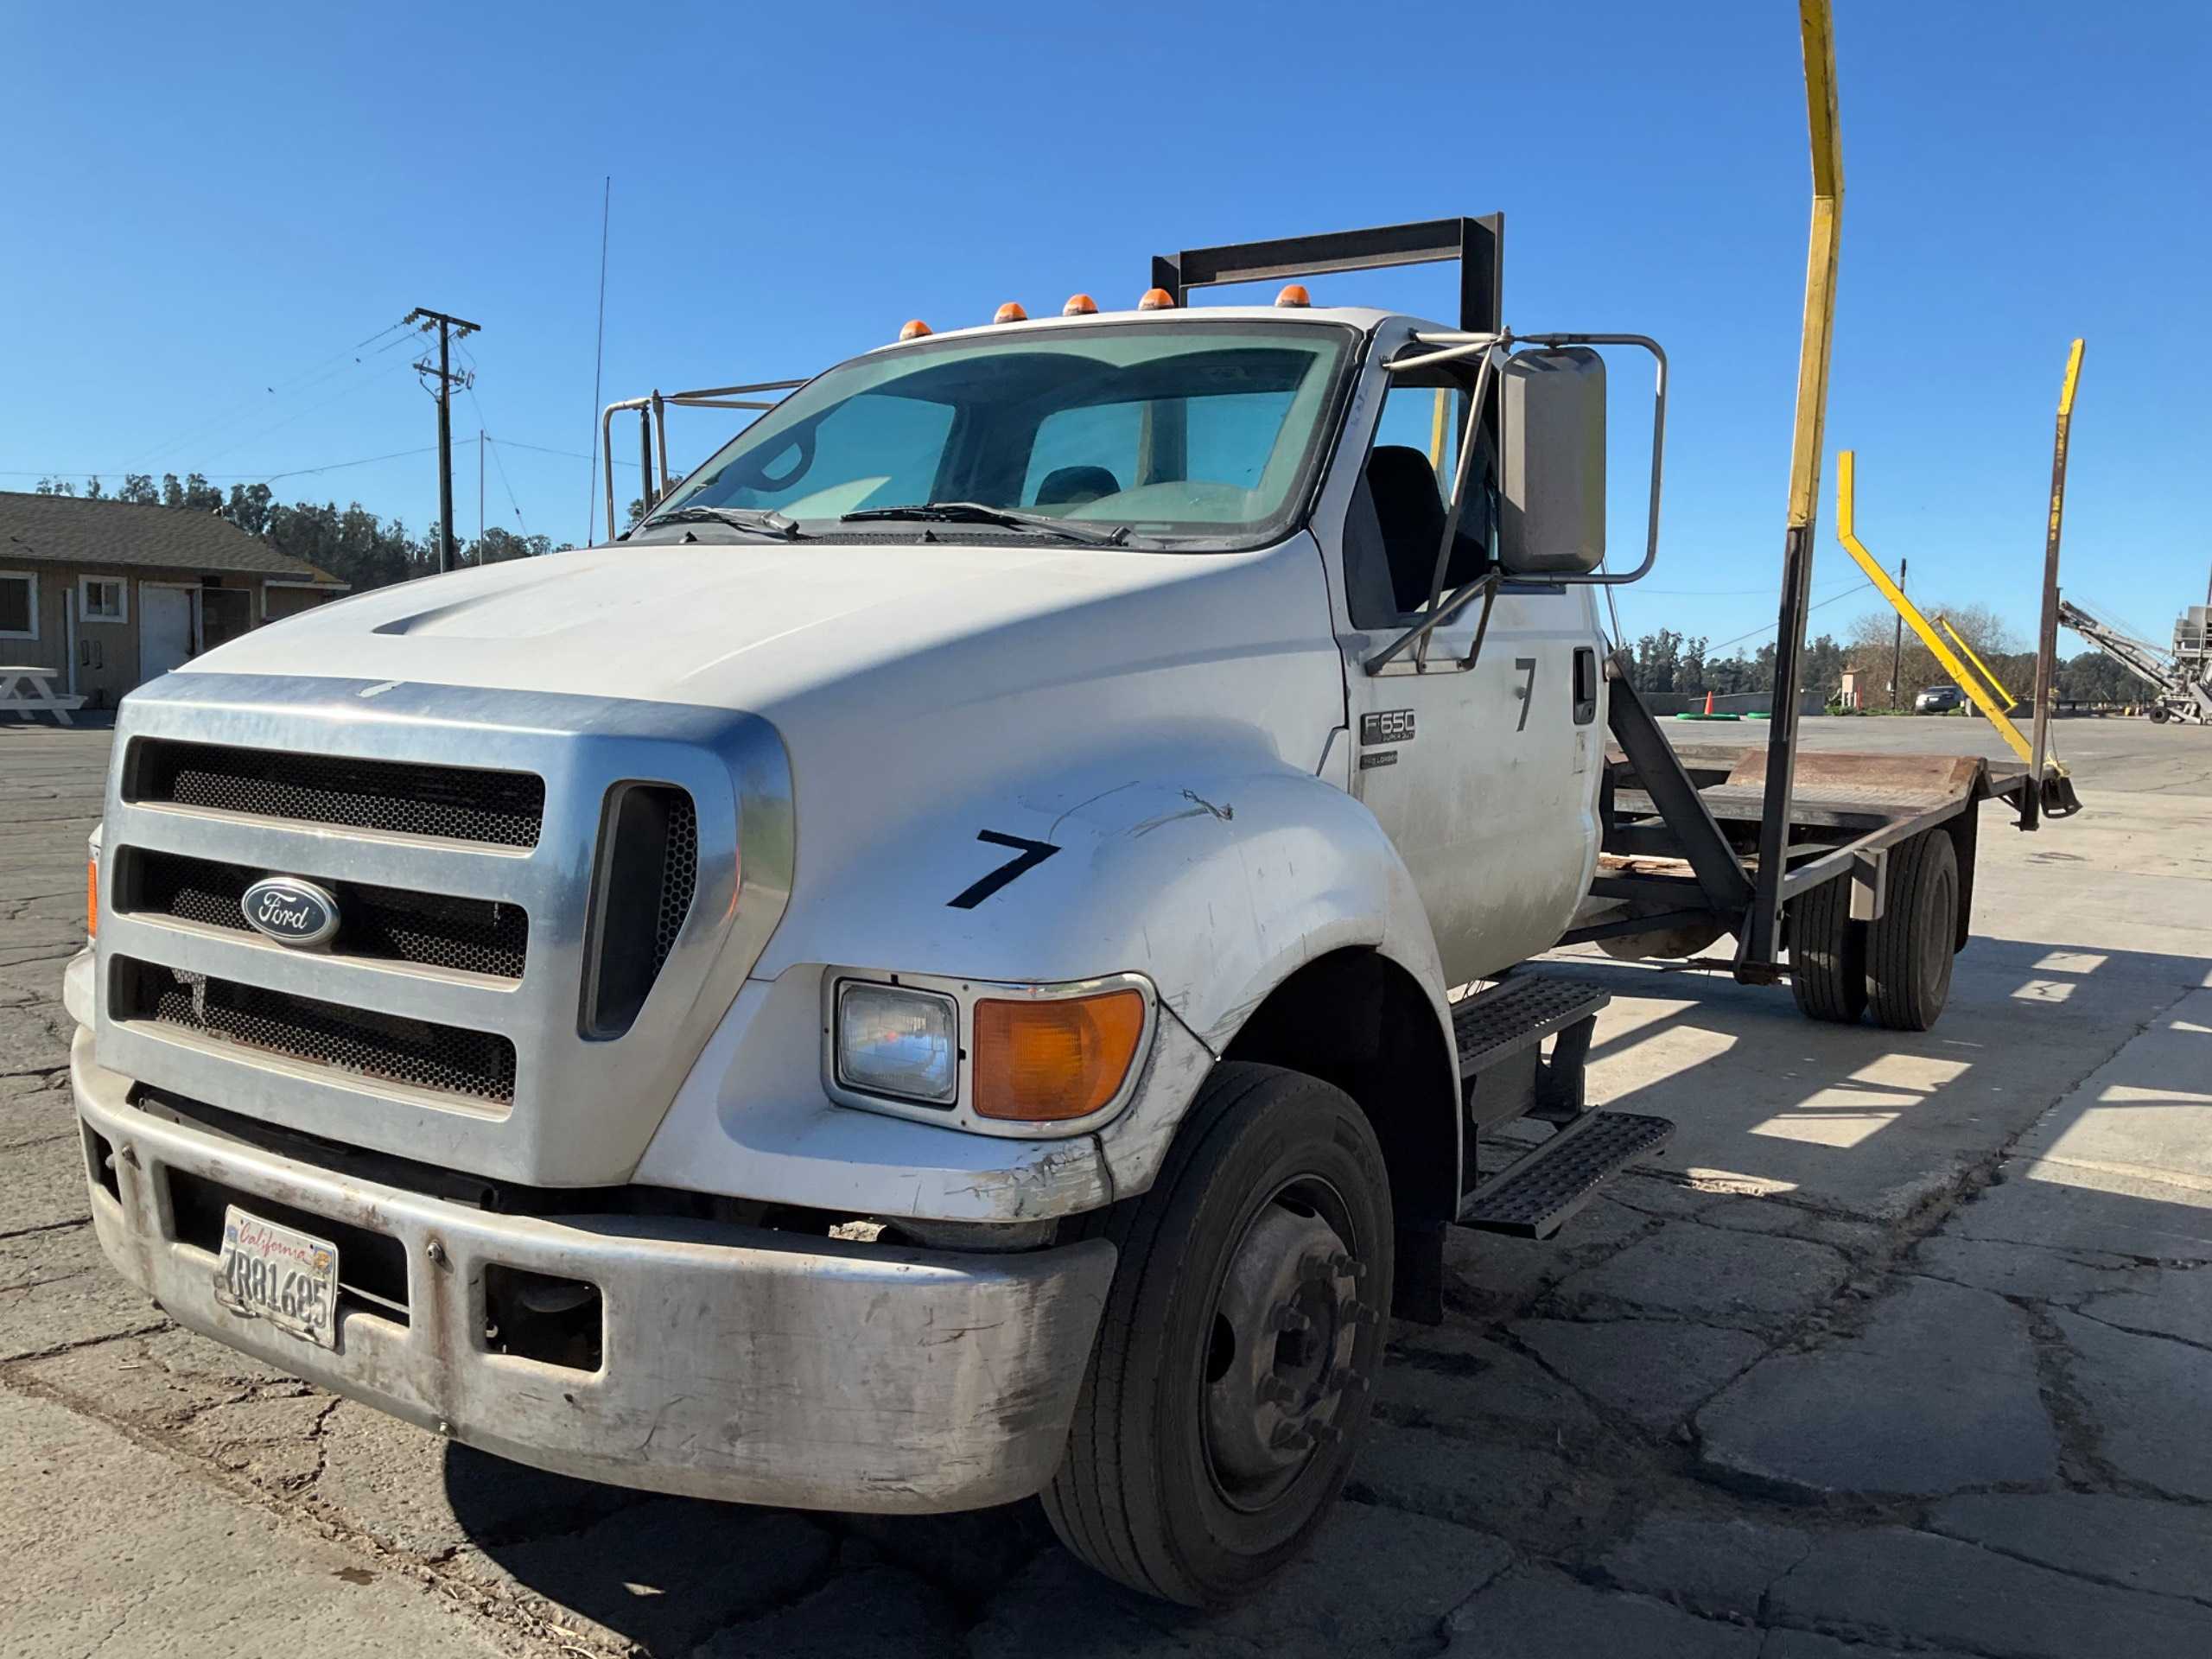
86,857,98,939
899,318,933,340
993,301,1027,324
972,989,1147,1122
1137,287,1175,310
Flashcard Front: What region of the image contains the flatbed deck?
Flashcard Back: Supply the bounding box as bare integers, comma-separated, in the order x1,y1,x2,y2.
1616,745,2030,834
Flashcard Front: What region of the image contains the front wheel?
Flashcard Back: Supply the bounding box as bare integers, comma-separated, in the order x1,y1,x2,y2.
1041,1063,1394,1605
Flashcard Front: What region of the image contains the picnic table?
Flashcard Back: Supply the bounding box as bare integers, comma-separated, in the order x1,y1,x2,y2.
0,665,85,726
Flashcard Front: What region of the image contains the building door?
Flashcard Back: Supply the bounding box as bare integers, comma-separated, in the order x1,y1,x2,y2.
139,584,198,683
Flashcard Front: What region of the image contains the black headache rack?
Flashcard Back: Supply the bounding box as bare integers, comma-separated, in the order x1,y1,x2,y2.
1151,215,1504,334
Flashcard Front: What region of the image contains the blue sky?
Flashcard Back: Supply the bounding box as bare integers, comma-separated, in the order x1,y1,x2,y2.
3,0,2205,655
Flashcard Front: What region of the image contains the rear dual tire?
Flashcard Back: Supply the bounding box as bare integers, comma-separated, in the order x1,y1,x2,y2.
1042,1063,1393,1606
1866,829,1958,1031
1790,828,1959,1033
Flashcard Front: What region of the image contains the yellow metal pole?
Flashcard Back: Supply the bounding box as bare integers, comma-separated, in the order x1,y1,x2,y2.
1784,0,1843,531
1937,614,2018,712
1427,388,1450,473
1836,451,2039,764
1745,0,1845,976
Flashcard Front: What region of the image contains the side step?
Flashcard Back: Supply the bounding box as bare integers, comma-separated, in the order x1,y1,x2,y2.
1453,975,1610,1077
1458,1111,1675,1239
1453,974,1611,1124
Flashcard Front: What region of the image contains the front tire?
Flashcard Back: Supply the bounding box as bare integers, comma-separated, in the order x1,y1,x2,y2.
1041,1063,1394,1605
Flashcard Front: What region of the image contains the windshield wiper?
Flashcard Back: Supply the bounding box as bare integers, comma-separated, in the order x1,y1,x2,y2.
638,505,804,540
840,501,1129,546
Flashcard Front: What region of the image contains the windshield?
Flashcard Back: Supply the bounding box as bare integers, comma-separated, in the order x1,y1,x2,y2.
645,321,1355,548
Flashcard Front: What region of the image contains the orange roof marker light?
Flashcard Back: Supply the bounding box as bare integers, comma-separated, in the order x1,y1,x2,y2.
1062,294,1098,316
1274,283,1312,308
898,319,932,340
993,301,1028,324
1137,287,1175,310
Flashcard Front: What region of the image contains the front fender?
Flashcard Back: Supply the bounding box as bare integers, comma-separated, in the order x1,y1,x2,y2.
753,738,1452,1061
640,741,1457,1217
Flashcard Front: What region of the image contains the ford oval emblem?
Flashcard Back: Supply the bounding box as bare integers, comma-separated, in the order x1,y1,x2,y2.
239,876,341,947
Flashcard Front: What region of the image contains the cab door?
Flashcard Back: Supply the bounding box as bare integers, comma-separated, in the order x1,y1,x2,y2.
1332,372,1603,984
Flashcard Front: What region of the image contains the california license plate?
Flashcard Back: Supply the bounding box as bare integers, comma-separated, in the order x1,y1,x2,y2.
212,1206,340,1349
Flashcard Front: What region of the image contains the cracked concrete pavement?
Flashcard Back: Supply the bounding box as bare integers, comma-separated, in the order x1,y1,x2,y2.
3,712,2209,1657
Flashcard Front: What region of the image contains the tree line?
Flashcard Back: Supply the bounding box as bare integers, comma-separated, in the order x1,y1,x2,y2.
1624,606,2154,709
32,473,572,594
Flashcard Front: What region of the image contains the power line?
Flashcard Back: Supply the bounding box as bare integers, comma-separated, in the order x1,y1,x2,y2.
137,319,416,468
1700,579,1876,656
5,447,436,485
195,353,423,467
5,432,589,486
484,435,595,461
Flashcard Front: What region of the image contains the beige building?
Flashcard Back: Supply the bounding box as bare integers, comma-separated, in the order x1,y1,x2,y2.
0,492,348,711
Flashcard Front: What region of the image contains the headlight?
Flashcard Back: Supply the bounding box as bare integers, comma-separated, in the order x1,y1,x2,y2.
835,981,958,1105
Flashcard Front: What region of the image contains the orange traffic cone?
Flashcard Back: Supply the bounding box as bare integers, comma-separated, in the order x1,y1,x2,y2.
1703,690,1716,715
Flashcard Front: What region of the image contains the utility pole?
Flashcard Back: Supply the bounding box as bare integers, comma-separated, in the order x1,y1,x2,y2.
1890,557,1907,708
406,308,480,574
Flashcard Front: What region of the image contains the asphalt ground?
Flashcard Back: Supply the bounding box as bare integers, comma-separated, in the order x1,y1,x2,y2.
4,709,2209,1657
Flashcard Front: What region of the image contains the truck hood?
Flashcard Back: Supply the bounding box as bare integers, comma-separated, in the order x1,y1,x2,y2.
188,539,1297,713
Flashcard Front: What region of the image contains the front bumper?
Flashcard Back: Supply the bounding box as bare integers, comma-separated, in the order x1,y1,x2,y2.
72,1030,1115,1513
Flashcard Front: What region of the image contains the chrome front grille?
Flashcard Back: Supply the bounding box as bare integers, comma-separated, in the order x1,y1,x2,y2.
121,847,530,980
95,673,793,1185
128,737,546,847
117,958,519,1104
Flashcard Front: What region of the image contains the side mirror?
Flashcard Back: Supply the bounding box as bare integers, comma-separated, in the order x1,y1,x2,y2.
1499,347,1606,576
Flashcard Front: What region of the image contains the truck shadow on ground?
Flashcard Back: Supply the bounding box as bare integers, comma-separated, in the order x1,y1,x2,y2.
435,1448,1102,1655
435,933,2211,1654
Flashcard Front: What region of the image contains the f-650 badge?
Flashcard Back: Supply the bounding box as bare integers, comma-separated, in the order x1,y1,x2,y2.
1361,709,1415,746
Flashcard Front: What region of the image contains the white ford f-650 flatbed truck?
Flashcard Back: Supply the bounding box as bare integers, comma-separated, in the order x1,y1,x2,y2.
66,213,2056,1604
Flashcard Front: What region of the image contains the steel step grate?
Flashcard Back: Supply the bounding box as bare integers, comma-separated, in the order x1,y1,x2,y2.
1458,1111,1674,1239
1452,976,1610,1077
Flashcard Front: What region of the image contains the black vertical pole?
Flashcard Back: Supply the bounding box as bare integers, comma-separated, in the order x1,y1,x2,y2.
1890,557,1906,706
2026,340,2086,830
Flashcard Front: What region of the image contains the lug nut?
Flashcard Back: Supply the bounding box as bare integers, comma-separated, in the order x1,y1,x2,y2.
1270,1423,1313,1452
1350,1301,1380,1328
1258,1376,1298,1408
1311,1421,1344,1446
1328,1251,1367,1281
1273,1307,1312,1334
1327,1367,1370,1395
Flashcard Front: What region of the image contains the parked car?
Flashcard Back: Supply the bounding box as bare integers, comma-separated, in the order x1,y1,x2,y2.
1916,684,1965,714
